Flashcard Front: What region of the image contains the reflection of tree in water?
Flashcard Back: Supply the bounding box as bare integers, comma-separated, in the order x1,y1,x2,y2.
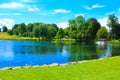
112,46,120,56
96,44,112,58
68,43,98,62
29,45,57,55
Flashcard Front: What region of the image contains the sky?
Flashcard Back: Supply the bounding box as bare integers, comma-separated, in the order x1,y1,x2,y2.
0,0,120,29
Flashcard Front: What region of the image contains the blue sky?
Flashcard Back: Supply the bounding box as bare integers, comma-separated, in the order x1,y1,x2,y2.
0,0,120,29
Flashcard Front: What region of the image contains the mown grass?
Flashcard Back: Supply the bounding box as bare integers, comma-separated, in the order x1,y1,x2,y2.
0,56,120,80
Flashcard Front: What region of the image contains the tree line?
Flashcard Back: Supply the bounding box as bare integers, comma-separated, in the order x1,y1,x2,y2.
0,14,120,41
7,23,58,40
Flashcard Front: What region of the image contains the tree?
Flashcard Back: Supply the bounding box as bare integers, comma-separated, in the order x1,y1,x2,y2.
12,24,20,35
47,24,58,39
68,19,77,38
96,27,109,39
107,14,120,39
39,24,48,40
2,26,8,32
33,23,48,40
26,23,33,32
33,26,40,39
0,28,1,32
56,28,65,39
7,30,13,35
18,23,26,36
87,18,101,39
68,16,101,42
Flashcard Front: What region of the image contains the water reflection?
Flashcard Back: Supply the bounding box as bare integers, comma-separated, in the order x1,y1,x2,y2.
0,40,119,68
96,44,112,58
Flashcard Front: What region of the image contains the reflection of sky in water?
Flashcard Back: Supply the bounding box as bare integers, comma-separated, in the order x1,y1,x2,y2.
97,44,112,58
0,40,14,61
62,46,68,56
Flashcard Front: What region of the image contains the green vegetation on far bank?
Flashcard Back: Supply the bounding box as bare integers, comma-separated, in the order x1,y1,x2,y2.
0,32,38,40
110,39,120,47
0,32,75,42
0,56,120,80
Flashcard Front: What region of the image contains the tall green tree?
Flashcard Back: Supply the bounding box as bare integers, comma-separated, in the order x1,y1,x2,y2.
96,26,109,39
18,23,26,36
107,14,120,39
33,23,48,40
56,28,65,39
26,23,33,32
87,18,101,39
68,16,101,42
47,24,58,39
68,19,77,39
33,26,40,39
7,30,13,35
2,26,8,32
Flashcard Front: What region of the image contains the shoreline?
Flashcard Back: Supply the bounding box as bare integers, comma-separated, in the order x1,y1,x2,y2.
0,56,115,70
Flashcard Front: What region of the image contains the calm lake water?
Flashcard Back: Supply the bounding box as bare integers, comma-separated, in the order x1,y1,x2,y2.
0,40,120,68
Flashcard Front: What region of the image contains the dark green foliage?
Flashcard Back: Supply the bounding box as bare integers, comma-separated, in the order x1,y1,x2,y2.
7,30,13,35
33,26,40,38
68,16,101,42
26,23,33,32
56,28,65,39
87,18,101,39
32,23,58,40
2,26,8,32
47,24,58,39
0,28,1,32
18,23,26,36
107,14,120,39
96,27,109,39
7,22,58,40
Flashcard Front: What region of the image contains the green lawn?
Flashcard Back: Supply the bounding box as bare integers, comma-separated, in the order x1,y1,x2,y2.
0,56,120,80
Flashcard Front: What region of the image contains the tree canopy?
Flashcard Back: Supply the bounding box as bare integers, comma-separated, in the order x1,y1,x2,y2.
96,26,109,39
107,14,120,39
68,16,101,42
2,26,8,32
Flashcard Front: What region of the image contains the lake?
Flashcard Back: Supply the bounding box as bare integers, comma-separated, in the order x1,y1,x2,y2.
0,40,120,68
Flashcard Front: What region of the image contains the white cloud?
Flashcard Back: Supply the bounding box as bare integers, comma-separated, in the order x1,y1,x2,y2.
92,4,104,8
98,17,110,31
52,9,71,14
75,14,85,17
84,6,92,10
0,18,14,29
0,2,25,9
57,22,68,29
98,17,108,27
84,4,105,10
28,7,39,11
106,12,114,15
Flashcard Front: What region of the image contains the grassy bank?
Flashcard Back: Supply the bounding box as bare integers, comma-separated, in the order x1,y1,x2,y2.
0,56,120,80
0,32,75,41
109,40,120,47
0,32,38,40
